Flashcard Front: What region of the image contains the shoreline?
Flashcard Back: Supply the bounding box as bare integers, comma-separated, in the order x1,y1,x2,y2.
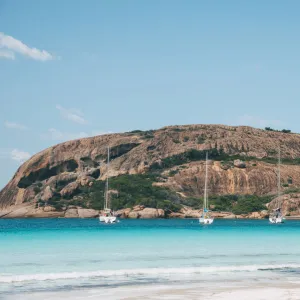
4,281,300,300
1,203,300,219
1,215,300,220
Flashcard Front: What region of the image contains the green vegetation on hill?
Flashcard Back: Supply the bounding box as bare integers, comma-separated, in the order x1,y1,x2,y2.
127,129,155,139
194,194,271,215
231,195,271,215
150,148,226,170
150,148,300,170
39,172,274,217
265,127,292,133
78,174,182,213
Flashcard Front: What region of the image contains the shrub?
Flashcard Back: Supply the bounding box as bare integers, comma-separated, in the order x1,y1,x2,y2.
265,127,292,133
159,148,227,169
129,130,143,134
169,169,179,177
210,194,238,211
157,200,181,212
197,136,205,144
265,127,275,131
33,186,41,194
79,174,182,212
232,195,268,215
142,130,154,139
183,136,189,142
183,197,202,209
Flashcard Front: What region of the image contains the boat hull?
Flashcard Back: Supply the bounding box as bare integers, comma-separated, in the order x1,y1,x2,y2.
99,216,117,223
269,217,284,224
199,217,214,225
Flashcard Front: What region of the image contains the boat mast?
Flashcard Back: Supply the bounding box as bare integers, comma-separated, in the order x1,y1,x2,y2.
105,146,110,210
203,152,208,212
277,146,281,200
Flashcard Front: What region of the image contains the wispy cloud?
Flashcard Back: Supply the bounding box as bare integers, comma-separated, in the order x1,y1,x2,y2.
41,128,112,142
41,128,89,142
0,32,55,61
235,114,284,129
56,105,87,124
0,50,15,60
0,149,31,163
91,130,113,136
4,121,28,130
11,149,31,163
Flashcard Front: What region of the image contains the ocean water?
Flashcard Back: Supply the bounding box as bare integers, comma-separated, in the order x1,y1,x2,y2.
1,218,300,298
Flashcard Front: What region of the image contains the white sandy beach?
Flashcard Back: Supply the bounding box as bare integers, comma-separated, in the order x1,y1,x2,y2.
5,283,300,300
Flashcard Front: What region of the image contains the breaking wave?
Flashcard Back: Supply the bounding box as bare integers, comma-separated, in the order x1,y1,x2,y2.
1,264,300,283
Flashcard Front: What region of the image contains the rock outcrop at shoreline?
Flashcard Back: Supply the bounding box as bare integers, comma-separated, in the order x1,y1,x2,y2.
2,124,300,218
0,202,271,219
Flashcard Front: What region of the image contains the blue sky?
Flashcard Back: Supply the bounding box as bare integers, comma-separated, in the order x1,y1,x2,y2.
1,0,300,188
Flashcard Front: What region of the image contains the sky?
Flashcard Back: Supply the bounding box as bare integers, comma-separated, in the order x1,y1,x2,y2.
1,0,300,188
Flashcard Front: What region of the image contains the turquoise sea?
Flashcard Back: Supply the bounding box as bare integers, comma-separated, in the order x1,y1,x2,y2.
1,219,300,299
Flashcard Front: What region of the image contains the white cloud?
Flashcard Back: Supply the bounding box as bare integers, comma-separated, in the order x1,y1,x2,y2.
41,128,112,142
0,32,54,61
0,50,15,60
56,105,87,124
91,130,113,136
4,121,28,130
11,149,31,163
235,115,284,129
41,128,89,142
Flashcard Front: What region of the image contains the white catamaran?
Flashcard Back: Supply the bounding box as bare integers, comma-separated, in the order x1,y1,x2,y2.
199,152,214,225
269,147,284,224
99,146,117,224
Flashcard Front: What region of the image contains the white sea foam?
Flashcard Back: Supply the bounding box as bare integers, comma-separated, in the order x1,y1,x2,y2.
1,264,299,283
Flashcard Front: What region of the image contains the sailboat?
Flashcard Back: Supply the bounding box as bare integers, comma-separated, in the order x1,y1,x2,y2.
199,152,214,225
99,146,117,224
269,147,284,224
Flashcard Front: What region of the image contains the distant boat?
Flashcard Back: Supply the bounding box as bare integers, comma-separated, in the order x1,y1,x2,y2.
99,146,117,224
199,152,214,225
269,147,284,224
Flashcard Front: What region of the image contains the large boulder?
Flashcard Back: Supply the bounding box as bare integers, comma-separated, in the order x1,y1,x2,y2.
78,208,98,218
268,194,300,215
223,213,236,219
211,211,233,218
77,175,95,187
41,186,53,202
235,214,248,219
133,205,145,211
138,208,165,219
60,182,79,197
260,210,269,218
157,209,165,218
114,208,131,218
181,207,201,218
64,208,79,218
168,212,185,218
128,211,139,218
234,159,246,168
43,205,56,212
85,168,100,179
46,172,78,188
248,211,261,219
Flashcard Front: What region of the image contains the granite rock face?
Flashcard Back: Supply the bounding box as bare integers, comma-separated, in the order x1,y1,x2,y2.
2,124,300,217
268,194,300,216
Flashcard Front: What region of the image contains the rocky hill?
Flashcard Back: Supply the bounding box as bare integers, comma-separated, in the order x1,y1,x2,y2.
1,124,300,218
